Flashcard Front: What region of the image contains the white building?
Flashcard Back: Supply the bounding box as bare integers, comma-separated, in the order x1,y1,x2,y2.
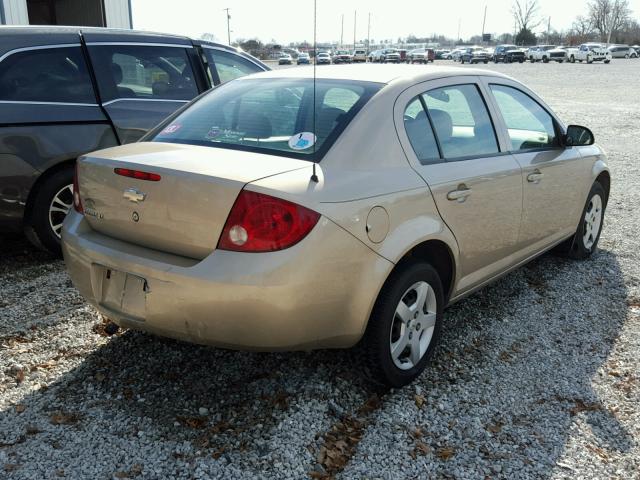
0,0,132,29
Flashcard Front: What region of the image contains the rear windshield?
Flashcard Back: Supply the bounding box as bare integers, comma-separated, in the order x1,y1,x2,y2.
152,78,381,161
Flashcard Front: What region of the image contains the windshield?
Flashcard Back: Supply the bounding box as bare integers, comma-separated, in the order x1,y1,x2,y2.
152,78,381,161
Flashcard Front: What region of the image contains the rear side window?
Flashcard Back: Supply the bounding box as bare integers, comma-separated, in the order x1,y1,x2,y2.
403,97,440,164
422,84,499,159
0,47,94,103
89,45,198,102
490,84,558,150
205,49,263,84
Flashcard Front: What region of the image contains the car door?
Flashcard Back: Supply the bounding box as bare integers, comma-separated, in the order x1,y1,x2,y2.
86,41,200,144
396,78,523,294
482,78,591,253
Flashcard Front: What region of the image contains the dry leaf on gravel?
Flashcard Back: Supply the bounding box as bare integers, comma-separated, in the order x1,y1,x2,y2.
436,446,456,460
15,404,26,413
49,411,81,425
414,394,425,408
487,421,503,433
569,400,602,416
176,415,208,429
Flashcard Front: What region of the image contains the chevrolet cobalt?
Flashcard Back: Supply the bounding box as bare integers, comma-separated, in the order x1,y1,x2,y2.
63,65,609,387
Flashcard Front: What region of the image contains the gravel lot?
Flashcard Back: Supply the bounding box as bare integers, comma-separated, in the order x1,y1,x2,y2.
2,60,640,479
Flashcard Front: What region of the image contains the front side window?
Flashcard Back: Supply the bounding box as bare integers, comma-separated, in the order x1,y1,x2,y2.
152,78,380,160
205,49,263,84
0,47,94,103
421,84,499,159
403,97,440,164
490,84,558,150
89,45,198,102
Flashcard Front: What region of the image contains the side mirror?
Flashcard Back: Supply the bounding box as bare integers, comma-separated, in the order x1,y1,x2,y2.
563,125,595,147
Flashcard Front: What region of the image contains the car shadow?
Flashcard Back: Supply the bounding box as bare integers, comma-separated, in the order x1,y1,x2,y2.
0,239,633,477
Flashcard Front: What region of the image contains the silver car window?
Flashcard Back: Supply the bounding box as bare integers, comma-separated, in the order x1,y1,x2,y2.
490,84,558,151
403,97,440,165
421,84,499,160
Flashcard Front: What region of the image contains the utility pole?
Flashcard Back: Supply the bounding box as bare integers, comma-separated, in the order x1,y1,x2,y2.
367,13,371,50
481,5,487,43
547,16,551,42
353,10,357,49
457,18,461,43
223,8,231,45
340,14,344,47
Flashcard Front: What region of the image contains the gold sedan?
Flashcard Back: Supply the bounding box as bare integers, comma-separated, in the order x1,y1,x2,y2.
62,65,610,387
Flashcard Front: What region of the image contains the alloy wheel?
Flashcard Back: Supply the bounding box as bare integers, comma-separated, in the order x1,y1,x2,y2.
49,184,73,239
389,281,437,370
583,194,603,249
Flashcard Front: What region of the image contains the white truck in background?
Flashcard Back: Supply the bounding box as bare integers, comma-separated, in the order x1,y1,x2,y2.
566,43,612,63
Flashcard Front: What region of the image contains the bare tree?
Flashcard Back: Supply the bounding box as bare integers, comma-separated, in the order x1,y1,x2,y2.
588,0,632,44
512,0,542,32
572,16,595,37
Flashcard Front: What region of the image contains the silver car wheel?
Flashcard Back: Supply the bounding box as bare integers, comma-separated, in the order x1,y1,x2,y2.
582,194,603,249
49,184,73,239
389,281,437,370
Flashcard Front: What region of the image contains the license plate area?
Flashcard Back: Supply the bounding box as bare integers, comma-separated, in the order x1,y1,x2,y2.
98,267,147,321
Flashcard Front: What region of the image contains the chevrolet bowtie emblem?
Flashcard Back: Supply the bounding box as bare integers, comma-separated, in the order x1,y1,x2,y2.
123,188,146,203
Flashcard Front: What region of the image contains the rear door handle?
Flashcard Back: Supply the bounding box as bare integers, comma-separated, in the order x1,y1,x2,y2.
447,186,472,202
527,171,544,183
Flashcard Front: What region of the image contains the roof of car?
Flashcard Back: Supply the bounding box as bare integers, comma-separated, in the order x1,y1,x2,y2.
238,64,513,86
0,25,239,57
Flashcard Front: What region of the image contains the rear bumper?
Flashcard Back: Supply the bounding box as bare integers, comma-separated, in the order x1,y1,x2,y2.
62,212,393,351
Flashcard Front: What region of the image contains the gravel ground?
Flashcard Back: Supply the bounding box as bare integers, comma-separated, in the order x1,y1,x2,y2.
2,61,640,479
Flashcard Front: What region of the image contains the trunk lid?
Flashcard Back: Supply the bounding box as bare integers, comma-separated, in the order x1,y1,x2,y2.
77,142,309,259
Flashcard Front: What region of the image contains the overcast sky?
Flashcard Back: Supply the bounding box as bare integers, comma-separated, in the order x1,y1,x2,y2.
131,0,640,44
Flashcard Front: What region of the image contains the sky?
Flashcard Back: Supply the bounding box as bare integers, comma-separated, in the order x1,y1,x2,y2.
131,0,640,44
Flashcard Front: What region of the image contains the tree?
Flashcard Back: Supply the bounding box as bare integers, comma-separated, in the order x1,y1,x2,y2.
512,0,542,32
515,28,537,45
588,0,631,44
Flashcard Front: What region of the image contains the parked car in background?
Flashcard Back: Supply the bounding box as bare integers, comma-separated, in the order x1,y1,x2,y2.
297,52,311,65
381,48,401,63
460,47,490,64
332,50,353,64
368,50,380,62
449,48,466,62
63,64,609,387
529,45,566,63
278,53,293,65
632,45,640,55
317,51,331,64
493,44,526,63
353,48,367,62
407,48,435,63
566,43,612,63
397,49,408,63
435,49,450,60
607,45,638,58
0,26,267,254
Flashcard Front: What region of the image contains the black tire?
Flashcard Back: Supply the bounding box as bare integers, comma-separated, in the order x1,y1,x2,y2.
25,165,74,256
556,181,606,260
360,262,444,387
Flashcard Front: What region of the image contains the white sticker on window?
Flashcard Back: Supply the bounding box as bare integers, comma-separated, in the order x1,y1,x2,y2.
288,132,316,150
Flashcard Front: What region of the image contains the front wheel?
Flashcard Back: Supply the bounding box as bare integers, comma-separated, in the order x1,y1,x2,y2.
557,182,606,260
604,59,610,64
361,262,444,387
570,55,575,63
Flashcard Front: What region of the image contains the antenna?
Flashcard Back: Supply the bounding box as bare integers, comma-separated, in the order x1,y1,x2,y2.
310,0,319,183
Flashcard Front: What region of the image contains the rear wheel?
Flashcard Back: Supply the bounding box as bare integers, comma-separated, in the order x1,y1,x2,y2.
570,55,575,63
361,262,444,387
25,166,74,255
556,182,606,260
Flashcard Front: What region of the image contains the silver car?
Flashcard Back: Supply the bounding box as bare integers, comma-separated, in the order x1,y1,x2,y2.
63,65,609,387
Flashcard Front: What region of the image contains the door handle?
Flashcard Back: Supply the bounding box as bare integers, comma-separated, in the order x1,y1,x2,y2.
527,171,544,183
447,186,472,202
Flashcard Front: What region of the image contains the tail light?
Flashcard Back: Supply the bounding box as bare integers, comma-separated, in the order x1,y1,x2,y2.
114,168,161,181
218,191,320,252
73,163,83,214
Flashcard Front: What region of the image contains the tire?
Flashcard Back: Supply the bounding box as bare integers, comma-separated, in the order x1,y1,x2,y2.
360,262,444,387
570,55,575,63
519,59,524,63
484,60,488,64
543,57,549,63
556,182,606,260
25,165,74,255
625,54,629,59
604,59,610,64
